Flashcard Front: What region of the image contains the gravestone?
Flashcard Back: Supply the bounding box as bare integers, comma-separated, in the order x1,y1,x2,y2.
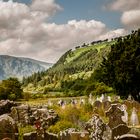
85,115,106,140
80,98,85,106
130,107,139,126
121,104,128,124
88,93,93,105
48,100,53,107
102,101,111,111
93,100,102,108
106,104,126,129
106,104,130,140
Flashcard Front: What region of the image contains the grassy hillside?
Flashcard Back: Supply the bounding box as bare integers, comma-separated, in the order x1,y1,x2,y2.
23,40,115,93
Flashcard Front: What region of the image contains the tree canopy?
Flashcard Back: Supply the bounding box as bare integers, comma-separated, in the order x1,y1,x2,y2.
93,29,140,101
0,77,22,100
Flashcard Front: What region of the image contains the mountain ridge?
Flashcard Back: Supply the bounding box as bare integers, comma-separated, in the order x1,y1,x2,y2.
0,55,53,80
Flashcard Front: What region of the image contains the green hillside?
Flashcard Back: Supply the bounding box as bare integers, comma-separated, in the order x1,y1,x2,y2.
23,40,115,93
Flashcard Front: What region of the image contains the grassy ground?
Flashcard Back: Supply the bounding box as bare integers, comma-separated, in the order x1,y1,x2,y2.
66,41,114,63
18,96,140,137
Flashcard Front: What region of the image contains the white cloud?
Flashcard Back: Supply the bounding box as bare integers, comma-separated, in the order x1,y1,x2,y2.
30,0,62,20
121,10,140,29
99,28,127,40
0,0,30,29
108,0,140,11
107,0,140,29
0,0,127,63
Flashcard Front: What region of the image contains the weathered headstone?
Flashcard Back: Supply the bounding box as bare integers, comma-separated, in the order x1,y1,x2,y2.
106,104,126,129
88,93,93,105
85,115,106,140
106,104,130,140
121,104,128,124
93,100,102,108
102,101,111,111
130,107,139,126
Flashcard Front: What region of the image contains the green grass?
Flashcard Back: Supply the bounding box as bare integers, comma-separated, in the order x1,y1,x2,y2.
66,41,114,63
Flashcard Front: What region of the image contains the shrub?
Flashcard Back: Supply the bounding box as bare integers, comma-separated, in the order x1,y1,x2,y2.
47,120,75,134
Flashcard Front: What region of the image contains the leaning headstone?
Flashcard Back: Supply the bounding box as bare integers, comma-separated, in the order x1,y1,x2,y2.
130,107,139,126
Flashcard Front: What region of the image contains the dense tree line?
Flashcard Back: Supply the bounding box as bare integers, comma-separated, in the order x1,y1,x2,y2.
0,78,22,100
92,29,140,101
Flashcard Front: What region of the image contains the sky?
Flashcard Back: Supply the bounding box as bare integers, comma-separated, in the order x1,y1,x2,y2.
0,0,140,63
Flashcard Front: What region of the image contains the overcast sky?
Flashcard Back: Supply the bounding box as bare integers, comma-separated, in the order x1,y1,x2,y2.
0,0,140,63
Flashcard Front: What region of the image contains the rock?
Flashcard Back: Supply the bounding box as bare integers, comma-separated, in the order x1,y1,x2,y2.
59,129,89,140
23,132,58,140
112,124,130,140
118,134,139,140
129,128,140,138
11,104,58,127
0,114,18,140
23,132,37,140
0,100,16,115
11,104,31,126
44,132,58,140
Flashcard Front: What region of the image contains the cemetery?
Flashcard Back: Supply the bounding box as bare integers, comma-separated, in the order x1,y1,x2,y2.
0,94,139,140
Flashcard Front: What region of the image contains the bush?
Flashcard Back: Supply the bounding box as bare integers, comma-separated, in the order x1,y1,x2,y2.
47,120,75,134
22,92,31,101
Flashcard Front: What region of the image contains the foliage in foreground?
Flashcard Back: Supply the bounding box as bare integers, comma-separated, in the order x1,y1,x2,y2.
47,104,93,134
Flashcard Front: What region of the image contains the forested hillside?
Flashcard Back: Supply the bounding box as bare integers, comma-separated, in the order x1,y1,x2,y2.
92,29,140,101
22,40,115,94
22,29,140,101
